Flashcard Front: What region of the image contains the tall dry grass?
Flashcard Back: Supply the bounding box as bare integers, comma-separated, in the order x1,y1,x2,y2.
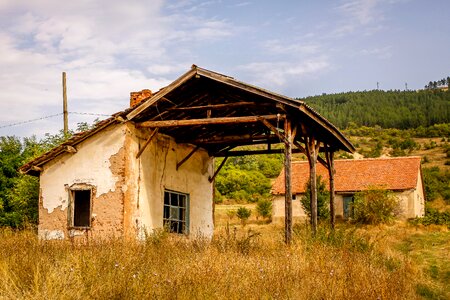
0,225,422,300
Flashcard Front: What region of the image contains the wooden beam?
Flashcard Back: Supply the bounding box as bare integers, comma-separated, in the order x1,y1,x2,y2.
169,102,256,111
176,145,200,170
284,118,293,245
186,134,279,145
259,118,288,145
136,114,285,128
293,140,328,168
325,147,336,230
64,145,77,153
305,136,320,235
136,128,159,159
31,166,43,172
214,148,301,157
209,156,228,183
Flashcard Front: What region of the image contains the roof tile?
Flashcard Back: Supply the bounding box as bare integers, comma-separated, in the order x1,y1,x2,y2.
272,156,421,194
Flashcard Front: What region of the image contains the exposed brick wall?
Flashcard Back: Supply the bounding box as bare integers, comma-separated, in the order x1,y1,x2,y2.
130,89,152,107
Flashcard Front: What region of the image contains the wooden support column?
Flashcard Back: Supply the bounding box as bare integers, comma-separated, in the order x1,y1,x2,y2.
325,147,336,230
305,136,320,235
284,118,293,245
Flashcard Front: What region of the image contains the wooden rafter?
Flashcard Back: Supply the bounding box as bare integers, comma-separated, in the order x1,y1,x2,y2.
208,156,228,183
259,118,288,144
136,114,285,128
293,140,328,168
168,102,257,111
186,134,279,145
176,146,200,170
136,128,159,159
214,148,302,157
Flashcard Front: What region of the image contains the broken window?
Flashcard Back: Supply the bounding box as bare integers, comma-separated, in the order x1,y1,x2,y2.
72,189,92,228
163,190,189,234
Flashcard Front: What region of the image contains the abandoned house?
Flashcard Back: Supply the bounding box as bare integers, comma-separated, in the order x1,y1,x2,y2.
271,156,425,222
20,65,354,241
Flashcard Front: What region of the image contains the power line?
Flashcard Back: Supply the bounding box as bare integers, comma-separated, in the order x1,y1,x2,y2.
69,112,111,117
0,113,64,129
0,112,111,129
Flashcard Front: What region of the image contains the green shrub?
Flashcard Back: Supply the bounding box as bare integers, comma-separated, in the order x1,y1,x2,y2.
300,175,330,222
236,207,252,226
256,199,272,220
409,207,450,228
352,188,401,224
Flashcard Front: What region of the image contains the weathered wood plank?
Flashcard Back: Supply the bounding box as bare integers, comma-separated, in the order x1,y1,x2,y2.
208,156,228,183
214,148,303,157
284,118,293,245
259,118,289,145
136,115,285,128
176,146,200,170
188,134,278,145
169,102,257,111
136,128,159,159
325,147,336,230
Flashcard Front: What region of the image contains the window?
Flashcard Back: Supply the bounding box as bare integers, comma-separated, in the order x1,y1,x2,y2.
72,189,92,228
163,190,189,234
343,195,354,219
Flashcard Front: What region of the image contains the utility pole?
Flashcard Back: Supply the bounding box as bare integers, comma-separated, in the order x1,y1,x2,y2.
405,82,408,91
63,72,68,135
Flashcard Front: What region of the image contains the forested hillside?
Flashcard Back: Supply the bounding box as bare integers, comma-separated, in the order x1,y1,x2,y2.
304,90,450,129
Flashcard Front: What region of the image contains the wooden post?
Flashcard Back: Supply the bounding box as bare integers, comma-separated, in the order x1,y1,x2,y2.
326,147,336,230
306,136,319,235
62,72,68,135
284,118,293,244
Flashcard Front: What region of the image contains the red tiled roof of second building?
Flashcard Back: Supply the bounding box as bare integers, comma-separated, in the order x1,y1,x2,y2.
271,156,422,195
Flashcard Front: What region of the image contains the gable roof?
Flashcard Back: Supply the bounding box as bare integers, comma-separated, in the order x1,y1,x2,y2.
20,65,355,176
272,156,422,195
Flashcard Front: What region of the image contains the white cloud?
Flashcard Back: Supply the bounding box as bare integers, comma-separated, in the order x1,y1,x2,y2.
0,0,237,137
238,58,331,88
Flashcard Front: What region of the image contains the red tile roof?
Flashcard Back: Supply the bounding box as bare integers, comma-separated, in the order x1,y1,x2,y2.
272,156,422,195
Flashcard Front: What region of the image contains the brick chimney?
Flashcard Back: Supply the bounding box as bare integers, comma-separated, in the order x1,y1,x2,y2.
130,89,152,107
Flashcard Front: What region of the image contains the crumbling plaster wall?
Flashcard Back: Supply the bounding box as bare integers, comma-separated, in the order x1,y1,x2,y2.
38,123,127,239
129,126,214,239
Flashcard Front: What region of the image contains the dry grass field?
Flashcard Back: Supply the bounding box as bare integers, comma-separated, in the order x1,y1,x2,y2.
0,210,448,300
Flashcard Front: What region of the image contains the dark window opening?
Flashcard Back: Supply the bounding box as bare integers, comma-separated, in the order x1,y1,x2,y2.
163,190,189,234
73,190,91,227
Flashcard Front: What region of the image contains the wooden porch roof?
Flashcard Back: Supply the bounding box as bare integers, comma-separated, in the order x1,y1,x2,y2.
127,65,355,156
20,65,354,175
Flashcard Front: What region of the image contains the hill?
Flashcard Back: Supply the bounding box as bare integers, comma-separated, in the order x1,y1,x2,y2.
303,90,450,129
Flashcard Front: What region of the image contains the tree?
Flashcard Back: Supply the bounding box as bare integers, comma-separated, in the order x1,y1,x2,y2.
352,188,401,224
236,207,252,226
256,199,272,220
300,175,330,222
0,136,41,228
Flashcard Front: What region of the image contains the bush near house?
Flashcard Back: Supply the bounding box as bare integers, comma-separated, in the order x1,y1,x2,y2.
300,176,330,222
409,206,450,228
352,188,401,225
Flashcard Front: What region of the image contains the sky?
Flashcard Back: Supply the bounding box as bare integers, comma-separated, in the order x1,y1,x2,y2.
0,0,449,138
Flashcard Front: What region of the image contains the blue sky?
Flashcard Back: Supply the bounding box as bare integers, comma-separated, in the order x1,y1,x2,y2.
0,0,449,137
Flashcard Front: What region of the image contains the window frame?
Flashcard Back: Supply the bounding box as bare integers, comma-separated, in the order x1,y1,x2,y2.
68,184,94,229
163,190,190,234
